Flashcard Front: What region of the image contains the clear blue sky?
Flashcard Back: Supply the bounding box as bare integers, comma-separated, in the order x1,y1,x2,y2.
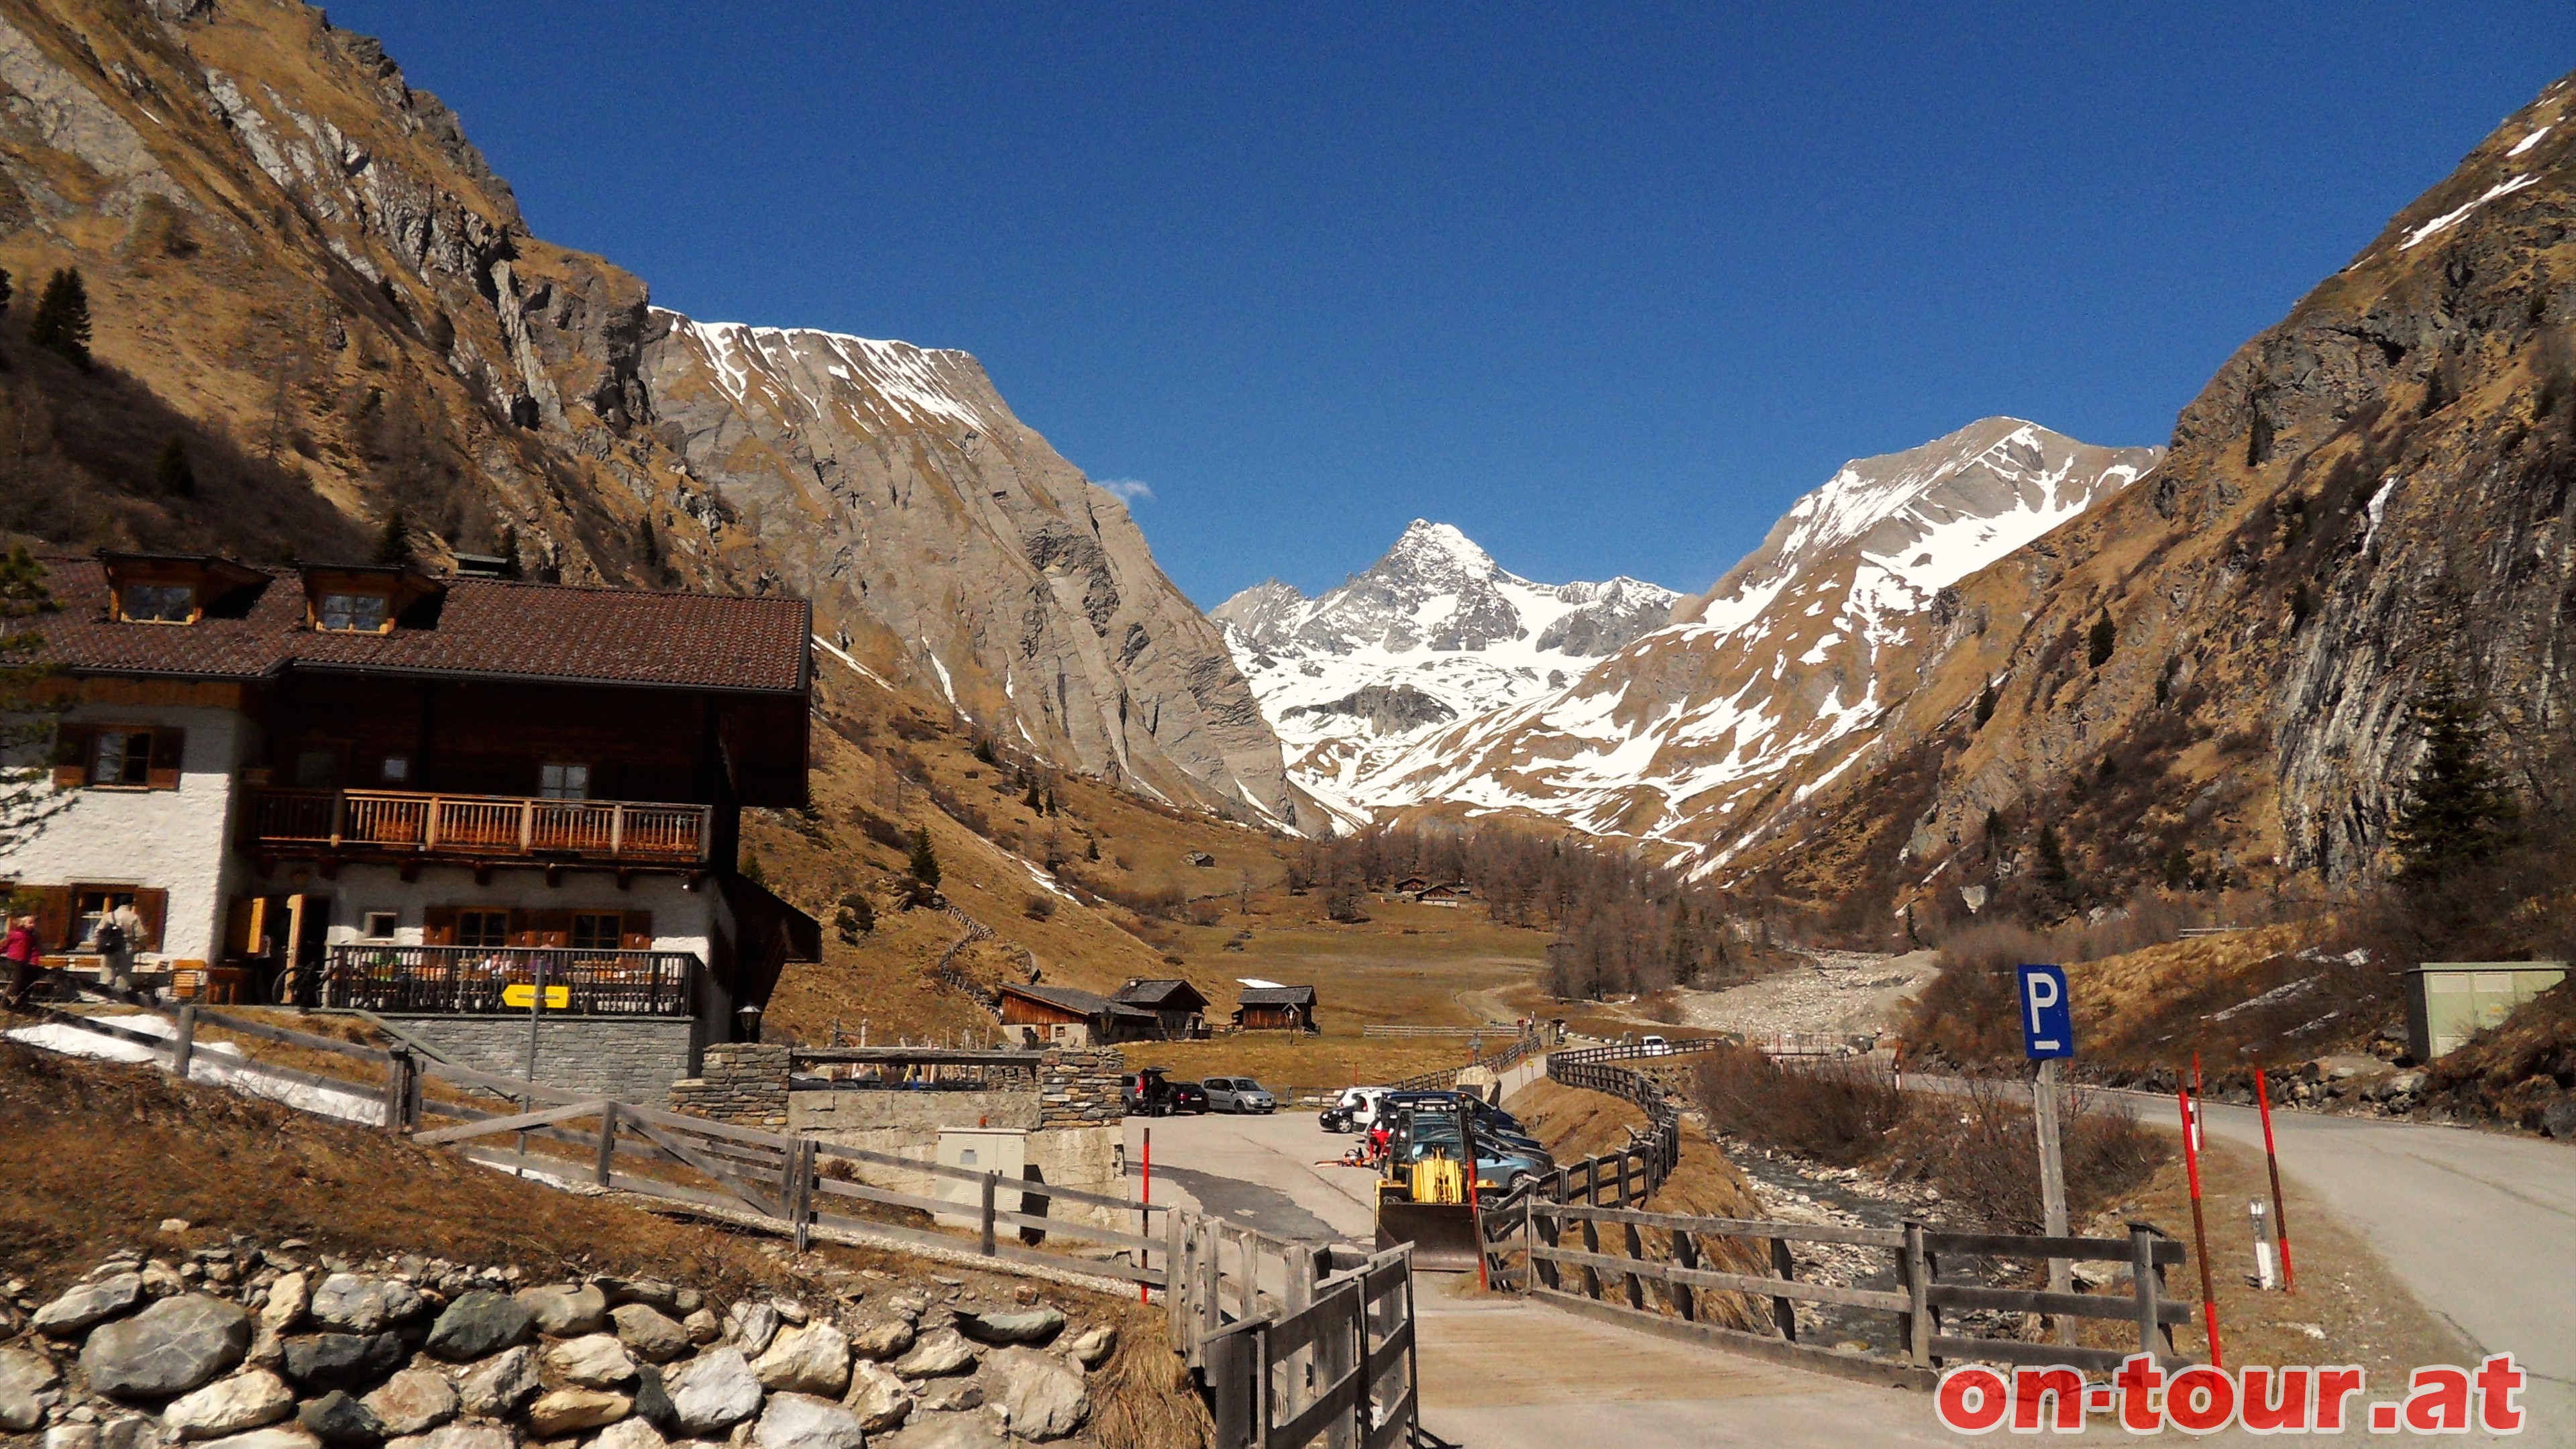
325,3,2573,606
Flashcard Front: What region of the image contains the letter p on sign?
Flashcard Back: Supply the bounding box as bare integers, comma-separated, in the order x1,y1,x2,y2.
2017,964,2073,1060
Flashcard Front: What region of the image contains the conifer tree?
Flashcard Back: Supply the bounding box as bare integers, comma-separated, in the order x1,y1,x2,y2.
154,437,195,498
908,827,941,893
2036,822,2071,893
1973,682,1995,729
2086,610,2116,669
26,268,92,370
740,849,767,888
374,502,415,568
2391,669,2518,880
1024,780,1042,811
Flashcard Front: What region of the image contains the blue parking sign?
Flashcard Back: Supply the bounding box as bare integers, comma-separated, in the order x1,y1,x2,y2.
2017,964,2072,1059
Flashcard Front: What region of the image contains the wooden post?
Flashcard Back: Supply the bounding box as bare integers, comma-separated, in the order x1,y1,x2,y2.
594,1103,619,1187
1283,1245,1316,1430
2034,1057,2072,1344
1621,1218,1646,1310
166,1005,198,1080
1206,1318,1261,1449
1668,1229,1700,1323
1319,1279,1357,1449
979,1171,999,1258
1770,1236,1799,1342
2130,1226,2161,1361
790,1140,812,1253
1578,1214,1603,1301
1165,1209,1189,1345
1902,1221,1933,1368
1199,1218,1223,1344
380,1049,413,1132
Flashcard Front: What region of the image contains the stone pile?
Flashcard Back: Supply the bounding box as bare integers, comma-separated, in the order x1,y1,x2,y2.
0,1239,1122,1449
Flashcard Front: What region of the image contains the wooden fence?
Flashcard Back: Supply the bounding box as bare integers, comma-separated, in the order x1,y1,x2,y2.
21,1004,1421,1449
1520,1199,2194,1382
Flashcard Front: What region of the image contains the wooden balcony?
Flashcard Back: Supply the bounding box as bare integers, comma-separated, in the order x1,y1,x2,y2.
321,944,696,1017
243,788,712,867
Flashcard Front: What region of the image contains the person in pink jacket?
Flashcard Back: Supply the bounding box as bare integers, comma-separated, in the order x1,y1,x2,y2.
3,913,44,1010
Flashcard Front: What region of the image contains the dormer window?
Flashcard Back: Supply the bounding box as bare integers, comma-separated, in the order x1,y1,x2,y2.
317,590,392,633
118,582,198,625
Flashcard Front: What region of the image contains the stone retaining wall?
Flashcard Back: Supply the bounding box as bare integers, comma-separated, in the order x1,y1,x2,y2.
1037,1049,1124,1130
382,1016,698,1106
665,1042,790,1128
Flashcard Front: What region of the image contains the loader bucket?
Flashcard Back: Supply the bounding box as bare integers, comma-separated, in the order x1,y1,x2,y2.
1375,1201,1481,1273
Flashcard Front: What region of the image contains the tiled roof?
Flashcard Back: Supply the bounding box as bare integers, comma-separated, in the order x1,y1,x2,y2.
1236,985,1316,1007
1003,982,1156,1020
1111,978,1209,1009
25,557,809,694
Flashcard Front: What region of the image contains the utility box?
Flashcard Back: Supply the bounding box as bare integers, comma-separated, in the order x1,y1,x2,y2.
934,1126,1028,1228
2404,962,2567,1063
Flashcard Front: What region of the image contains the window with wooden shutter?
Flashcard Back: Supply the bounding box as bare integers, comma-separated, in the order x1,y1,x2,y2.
458,910,510,949
148,730,186,790
34,887,73,951
131,889,168,951
421,908,460,947
50,725,94,790
532,910,572,949
571,912,621,952
619,911,655,951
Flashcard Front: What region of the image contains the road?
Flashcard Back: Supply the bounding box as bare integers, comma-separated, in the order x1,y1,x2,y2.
1128,1093,2567,1444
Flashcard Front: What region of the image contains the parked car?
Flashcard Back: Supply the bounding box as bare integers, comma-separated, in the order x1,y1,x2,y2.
1123,1067,1180,1116
1323,1085,1390,1133
1381,1091,1542,1150
1167,1079,1210,1114
1202,1077,1278,1114
1638,1034,1673,1055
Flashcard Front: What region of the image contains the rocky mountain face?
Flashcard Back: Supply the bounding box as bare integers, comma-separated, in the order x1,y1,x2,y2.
1338,423,2158,849
0,0,1303,824
1729,71,2576,930
1211,520,1676,823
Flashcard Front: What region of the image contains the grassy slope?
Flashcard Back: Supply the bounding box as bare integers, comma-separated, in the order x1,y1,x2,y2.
741,657,1562,1074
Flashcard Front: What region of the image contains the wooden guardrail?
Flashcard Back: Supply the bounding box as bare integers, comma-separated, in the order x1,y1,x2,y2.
1199,1245,1419,1449
1519,1198,2194,1381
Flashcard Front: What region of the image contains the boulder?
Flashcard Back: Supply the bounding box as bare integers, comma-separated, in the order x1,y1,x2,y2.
1059,1326,1115,1370
545,1334,637,1390
85,1294,255,1401
143,1263,190,1299
627,1364,677,1435
980,1348,1086,1441
423,1295,532,1363
36,1274,146,1336
360,1369,456,1438
609,1306,691,1364
839,1362,910,1434
511,1285,606,1339
199,1430,321,1449
97,1417,162,1449
453,1348,540,1419
2544,1095,2576,1140
258,1275,309,1337
956,1308,1062,1347
0,1346,63,1432
590,1419,667,1449
877,1411,1006,1448
678,1311,722,1347
750,1395,858,1449
278,1334,405,1395
888,1330,975,1379
309,1279,423,1337
662,1348,763,1437
524,1389,628,1438
751,1325,849,1399
846,1322,912,1364
44,1423,98,1449
164,1369,298,1440
596,1280,679,1316
722,1305,778,1358
382,1424,512,1449
911,1380,981,1415
298,1391,385,1446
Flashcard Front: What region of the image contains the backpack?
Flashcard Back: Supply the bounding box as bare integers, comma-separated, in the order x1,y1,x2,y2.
95,921,127,954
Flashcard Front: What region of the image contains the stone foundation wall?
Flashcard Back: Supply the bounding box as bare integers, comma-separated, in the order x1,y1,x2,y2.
382,1014,698,1106
1038,1047,1126,1129
665,1041,790,1127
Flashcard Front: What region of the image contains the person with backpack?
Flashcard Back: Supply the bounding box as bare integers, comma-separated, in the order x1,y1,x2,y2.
97,900,144,998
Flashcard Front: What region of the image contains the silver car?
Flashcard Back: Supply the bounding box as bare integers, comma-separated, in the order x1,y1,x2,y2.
1201,1076,1278,1114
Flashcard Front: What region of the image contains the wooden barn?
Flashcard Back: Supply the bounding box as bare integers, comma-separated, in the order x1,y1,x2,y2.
1415,882,1474,907
998,981,1158,1046
1109,978,1211,1039
1233,983,1318,1033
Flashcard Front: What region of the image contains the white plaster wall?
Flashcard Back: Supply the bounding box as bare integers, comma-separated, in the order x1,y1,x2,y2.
0,706,246,962
312,863,714,955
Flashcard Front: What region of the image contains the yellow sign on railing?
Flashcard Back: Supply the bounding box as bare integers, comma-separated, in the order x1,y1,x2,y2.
500,983,572,1010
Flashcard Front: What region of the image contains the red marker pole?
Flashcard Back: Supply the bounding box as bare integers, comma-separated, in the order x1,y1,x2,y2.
2253,1062,2296,1293
1139,1126,1152,1305
2177,1082,2223,1368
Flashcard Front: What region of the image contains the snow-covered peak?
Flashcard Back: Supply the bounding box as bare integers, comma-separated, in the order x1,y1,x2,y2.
651,307,997,434
1214,523,1678,826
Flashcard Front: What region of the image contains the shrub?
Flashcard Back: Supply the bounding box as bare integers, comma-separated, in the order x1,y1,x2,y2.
1690,1046,1905,1166
1022,893,1058,922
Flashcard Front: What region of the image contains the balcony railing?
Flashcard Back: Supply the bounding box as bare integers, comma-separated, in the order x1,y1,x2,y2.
321,945,697,1017
244,789,712,865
